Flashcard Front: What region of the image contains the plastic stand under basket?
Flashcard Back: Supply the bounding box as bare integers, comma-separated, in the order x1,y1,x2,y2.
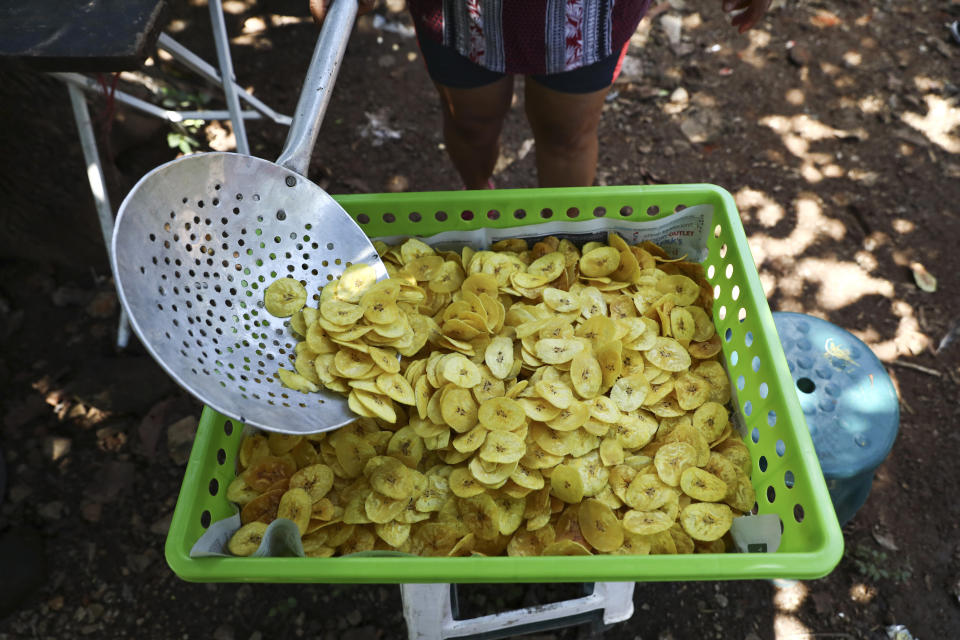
772,312,900,526
400,582,635,640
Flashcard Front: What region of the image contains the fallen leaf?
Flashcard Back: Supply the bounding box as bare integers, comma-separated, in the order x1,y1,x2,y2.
910,262,937,292
811,10,841,28
872,529,899,552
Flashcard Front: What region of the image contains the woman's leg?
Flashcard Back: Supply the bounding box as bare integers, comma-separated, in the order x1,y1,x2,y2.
433,77,515,189
523,80,611,188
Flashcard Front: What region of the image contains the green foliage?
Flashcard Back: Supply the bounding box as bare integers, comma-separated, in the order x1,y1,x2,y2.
158,85,210,155
266,596,298,618
846,542,912,584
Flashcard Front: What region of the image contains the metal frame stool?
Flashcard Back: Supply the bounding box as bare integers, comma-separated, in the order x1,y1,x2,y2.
400,582,635,640
51,0,292,348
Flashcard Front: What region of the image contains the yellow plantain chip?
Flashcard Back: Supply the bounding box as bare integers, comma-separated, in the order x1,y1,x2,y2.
449,466,487,498
579,246,621,278
440,353,482,388
289,464,335,503
644,337,693,372
653,441,699,487
484,336,515,380
693,401,729,441
404,255,445,282
228,522,269,556
333,434,377,478
688,305,716,342
541,539,593,556
462,272,500,299
595,341,623,391
294,350,321,385
526,252,566,281
610,375,650,412
670,307,696,342
364,490,408,524
367,456,416,500
277,487,313,534
225,476,259,506
507,526,556,557
276,368,320,393
478,396,527,432
459,493,501,541
578,498,624,552
550,464,585,503
478,430,526,464
674,371,711,411
546,402,590,432
264,278,307,317
440,386,480,433
542,287,582,313
656,274,699,306
376,372,416,405
724,472,757,513
688,335,723,360
241,455,297,492
598,438,625,466
570,352,603,399
336,264,378,303
622,509,674,535
320,296,365,326
452,425,489,454
534,338,584,365
680,502,734,541
716,439,753,476
334,348,375,379
368,346,401,374
375,521,412,548
510,465,545,491
679,467,728,502
240,488,284,525
429,261,466,294
534,379,575,409
352,389,397,423
468,456,517,485
520,396,563,422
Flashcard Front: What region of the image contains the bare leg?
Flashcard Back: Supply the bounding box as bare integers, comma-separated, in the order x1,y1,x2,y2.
433,77,514,189
524,79,611,188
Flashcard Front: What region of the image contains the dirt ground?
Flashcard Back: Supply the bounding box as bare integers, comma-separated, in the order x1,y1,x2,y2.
1,0,959,638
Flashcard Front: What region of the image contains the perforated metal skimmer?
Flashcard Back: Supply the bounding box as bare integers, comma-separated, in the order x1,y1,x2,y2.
111,0,386,435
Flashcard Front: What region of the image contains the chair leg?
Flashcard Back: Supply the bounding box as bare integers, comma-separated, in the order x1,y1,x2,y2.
207,0,249,154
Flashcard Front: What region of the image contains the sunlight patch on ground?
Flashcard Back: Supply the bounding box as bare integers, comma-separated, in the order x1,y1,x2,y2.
760,114,867,184
738,192,933,359
773,580,808,612
849,582,877,604
270,14,313,27
221,0,256,14
901,95,960,153
794,258,894,310
746,195,845,268
734,187,785,228
773,613,812,639
738,29,772,69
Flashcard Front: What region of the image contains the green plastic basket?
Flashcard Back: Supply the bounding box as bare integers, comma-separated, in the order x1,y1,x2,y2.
164,184,843,583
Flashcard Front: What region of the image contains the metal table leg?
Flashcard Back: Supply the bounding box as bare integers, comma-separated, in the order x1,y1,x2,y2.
65,82,131,349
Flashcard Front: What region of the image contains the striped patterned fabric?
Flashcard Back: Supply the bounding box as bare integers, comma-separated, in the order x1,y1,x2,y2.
408,0,652,75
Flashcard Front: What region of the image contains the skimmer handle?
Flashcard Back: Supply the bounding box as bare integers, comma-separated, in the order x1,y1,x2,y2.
276,0,358,175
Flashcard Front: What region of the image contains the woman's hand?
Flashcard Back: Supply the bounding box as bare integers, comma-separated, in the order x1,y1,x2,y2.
721,0,771,33
309,0,379,26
